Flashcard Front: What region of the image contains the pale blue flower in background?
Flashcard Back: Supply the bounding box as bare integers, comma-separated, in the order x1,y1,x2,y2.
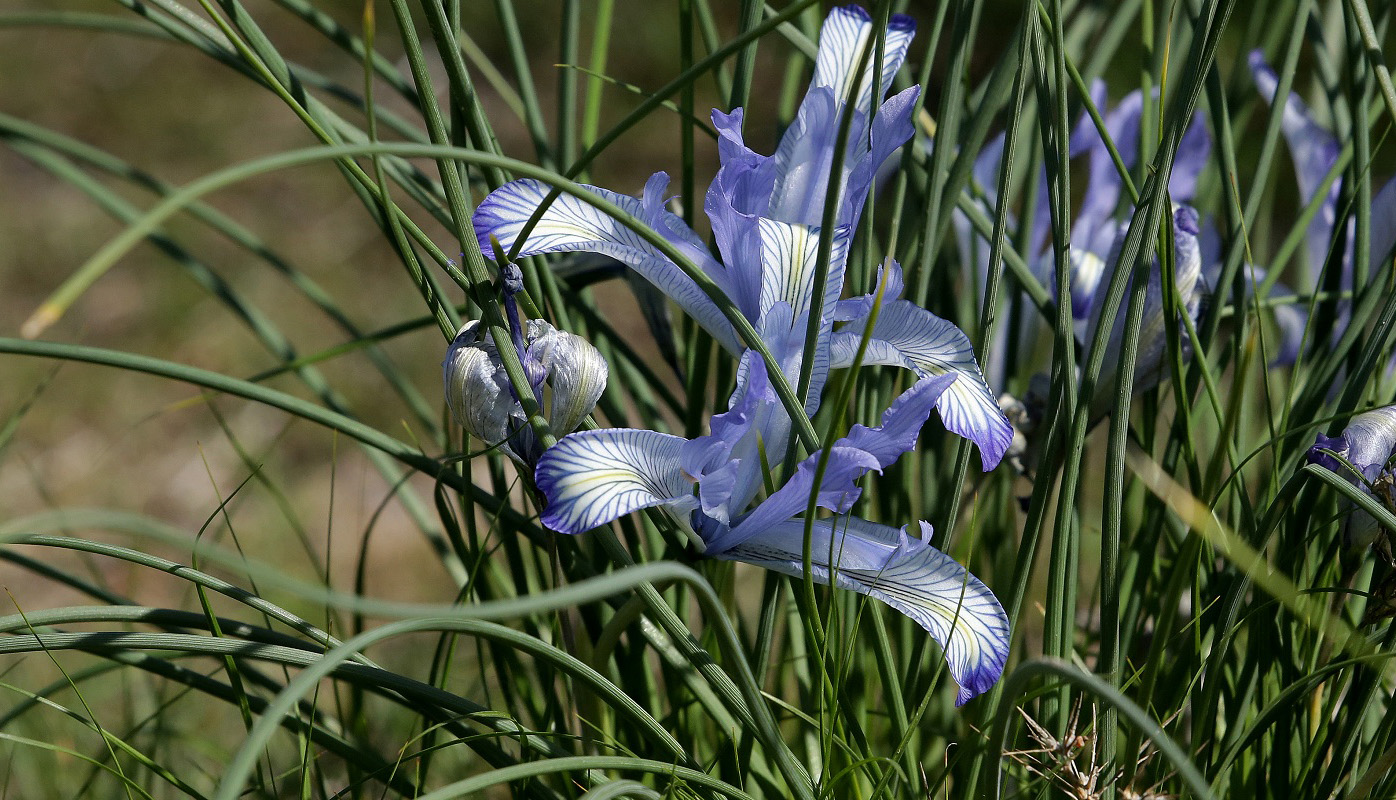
956,85,1210,424
955,81,1210,339
1078,206,1204,421
1251,51,1396,366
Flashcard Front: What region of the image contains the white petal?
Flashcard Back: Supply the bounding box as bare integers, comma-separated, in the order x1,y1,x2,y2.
718,517,1009,705
535,429,693,534
1342,406,1396,476
832,300,1012,470
811,6,916,116
757,218,850,325
473,177,743,353
442,321,522,460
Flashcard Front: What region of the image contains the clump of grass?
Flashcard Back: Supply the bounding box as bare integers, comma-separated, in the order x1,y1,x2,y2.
1,1,1395,798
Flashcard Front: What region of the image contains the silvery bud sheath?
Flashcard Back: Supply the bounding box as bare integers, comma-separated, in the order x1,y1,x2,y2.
443,318,608,468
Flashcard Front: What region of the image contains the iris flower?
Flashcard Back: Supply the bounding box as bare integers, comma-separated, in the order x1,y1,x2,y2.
470,4,1012,703
1251,52,1396,365
474,4,1012,471
1308,405,1396,553
958,84,1210,422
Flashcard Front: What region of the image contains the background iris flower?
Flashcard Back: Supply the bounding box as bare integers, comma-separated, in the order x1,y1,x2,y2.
957,84,1210,424
469,4,1013,704
1251,52,1396,367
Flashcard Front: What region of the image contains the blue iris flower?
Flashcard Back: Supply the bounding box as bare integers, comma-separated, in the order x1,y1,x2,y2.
1251,52,1396,366
470,4,1011,704
957,83,1210,423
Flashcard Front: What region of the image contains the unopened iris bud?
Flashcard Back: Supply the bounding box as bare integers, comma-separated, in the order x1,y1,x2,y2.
443,319,608,467
1307,405,1396,552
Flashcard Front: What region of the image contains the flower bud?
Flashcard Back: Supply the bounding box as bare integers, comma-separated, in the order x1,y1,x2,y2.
443,319,608,466
1307,405,1396,551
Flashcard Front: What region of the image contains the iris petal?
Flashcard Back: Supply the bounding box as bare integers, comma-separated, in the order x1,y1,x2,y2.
1169,111,1212,202
832,297,1012,470
711,373,956,551
1372,177,1396,270
535,429,694,534
1308,406,1396,550
1340,406,1396,479
525,320,608,436
473,176,744,353
768,87,859,227
757,218,850,324
717,516,1009,705
841,85,920,229
1250,51,1343,278
1082,206,1203,421
810,5,916,117
767,7,918,229
680,361,777,525
442,321,518,458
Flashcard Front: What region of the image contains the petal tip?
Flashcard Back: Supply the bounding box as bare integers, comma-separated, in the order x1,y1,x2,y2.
833,4,871,23
1174,206,1200,236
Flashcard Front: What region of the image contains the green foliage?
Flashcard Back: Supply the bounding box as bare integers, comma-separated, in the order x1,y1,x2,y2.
1,0,1395,798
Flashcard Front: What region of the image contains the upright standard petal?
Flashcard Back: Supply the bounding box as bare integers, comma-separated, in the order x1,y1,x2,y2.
1371,176,1396,271
709,108,776,217
1070,86,1208,261
535,429,695,534
840,85,920,229
1169,111,1212,202
717,517,1009,705
1073,83,1138,258
473,176,745,354
767,87,861,227
1082,206,1203,422
831,295,1012,470
810,5,916,117
767,6,918,229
